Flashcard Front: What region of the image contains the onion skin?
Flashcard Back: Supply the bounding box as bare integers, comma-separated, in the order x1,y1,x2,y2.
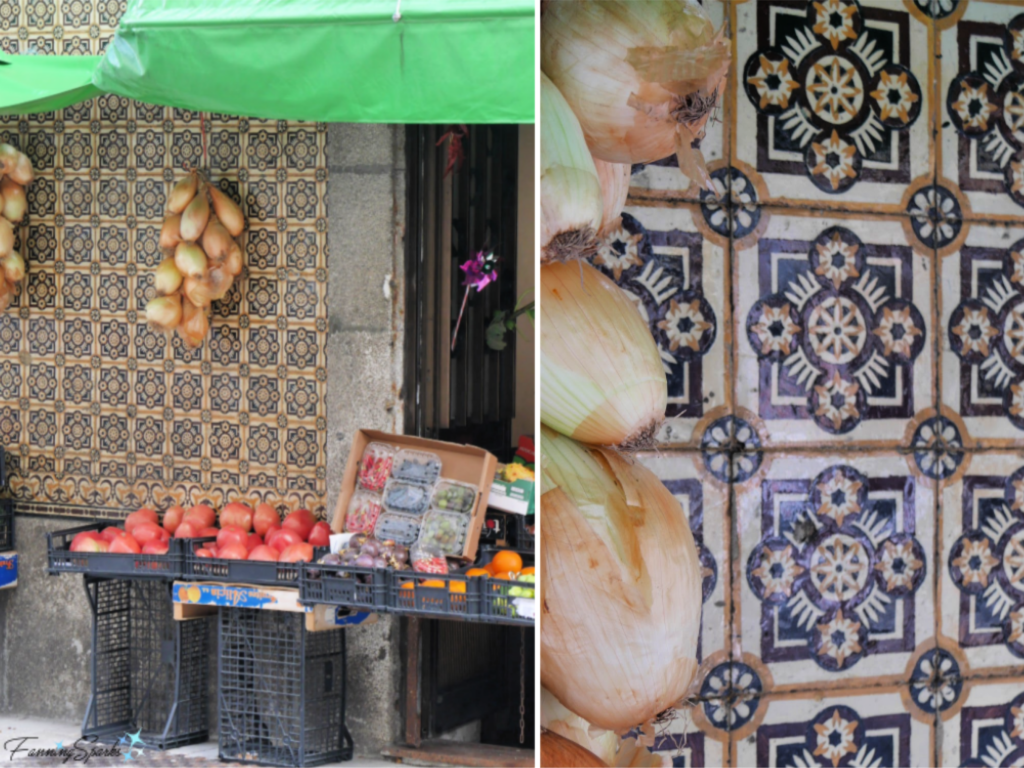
178,298,209,348
541,731,608,768
0,217,12,258
174,242,208,279
541,261,666,448
9,152,34,186
201,217,234,261
146,294,182,331
0,178,26,223
209,186,245,237
540,427,701,732
160,214,183,251
593,157,631,236
180,187,210,242
183,275,214,308
2,251,25,284
154,257,183,295
168,172,198,214
223,243,244,277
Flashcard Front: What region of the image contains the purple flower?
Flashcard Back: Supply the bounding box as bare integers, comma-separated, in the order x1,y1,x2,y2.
460,251,498,292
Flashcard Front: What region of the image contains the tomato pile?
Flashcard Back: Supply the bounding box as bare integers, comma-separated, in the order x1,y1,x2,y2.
68,503,332,563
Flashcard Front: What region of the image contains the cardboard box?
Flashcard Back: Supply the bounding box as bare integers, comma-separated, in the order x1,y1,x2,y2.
331,429,498,561
489,466,535,516
0,552,16,590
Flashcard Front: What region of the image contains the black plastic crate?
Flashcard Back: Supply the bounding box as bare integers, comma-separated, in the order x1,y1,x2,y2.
479,510,512,546
183,538,327,587
0,498,12,552
478,548,535,626
47,522,184,580
299,562,388,613
83,578,209,749
388,570,482,621
218,609,353,767
511,513,535,551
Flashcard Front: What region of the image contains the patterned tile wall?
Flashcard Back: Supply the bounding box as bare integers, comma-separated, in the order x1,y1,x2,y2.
0,1,328,519
577,0,1024,765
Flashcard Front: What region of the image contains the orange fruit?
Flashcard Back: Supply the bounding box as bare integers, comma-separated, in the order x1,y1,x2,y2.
401,582,415,590
484,563,497,575
421,580,445,588
490,550,523,574
493,571,513,581
465,568,489,578
449,581,467,593
521,566,535,575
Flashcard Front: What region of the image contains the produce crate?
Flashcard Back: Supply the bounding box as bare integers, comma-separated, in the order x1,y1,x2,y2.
83,578,209,749
479,510,512,546
511,513,535,552
218,608,353,767
478,548,535,627
387,570,482,621
182,538,328,587
47,522,184,580
298,562,388,614
0,498,12,553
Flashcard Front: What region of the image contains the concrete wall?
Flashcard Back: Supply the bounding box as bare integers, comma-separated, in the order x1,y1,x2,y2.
0,123,407,759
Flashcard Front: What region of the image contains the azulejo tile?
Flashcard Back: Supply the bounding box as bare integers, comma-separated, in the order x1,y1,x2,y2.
938,677,1024,766
734,211,935,448
592,205,728,448
939,221,1024,448
733,0,933,211
939,1,1024,220
938,451,1024,680
648,697,729,767
637,451,730,692
732,684,935,768
735,451,936,694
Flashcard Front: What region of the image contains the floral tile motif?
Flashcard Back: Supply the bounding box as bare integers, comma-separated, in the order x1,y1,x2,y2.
734,212,934,448
735,452,936,693
939,1,1024,219
938,677,1024,766
938,451,1024,679
594,205,728,447
732,686,934,768
637,451,730,688
734,0,932,209
940,221,1024,448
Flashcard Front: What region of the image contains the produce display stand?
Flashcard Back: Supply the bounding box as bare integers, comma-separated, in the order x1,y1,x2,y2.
82,577,209,750
47,521,185,580
181,537,328,588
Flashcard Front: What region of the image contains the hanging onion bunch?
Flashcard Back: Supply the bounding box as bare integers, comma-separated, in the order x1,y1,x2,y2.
542,0,730,191
0,143,33,312
540,426,702,733
593,155,631,236
146,169,245,347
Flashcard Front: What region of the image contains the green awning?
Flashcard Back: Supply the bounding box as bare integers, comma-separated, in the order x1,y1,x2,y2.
0,55,103,116
92,0,535,123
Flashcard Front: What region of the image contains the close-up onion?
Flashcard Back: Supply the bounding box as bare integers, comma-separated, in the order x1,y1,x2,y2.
180,188,211,241
0,217,12,258
541,730,608,768
210,186,246,237
1,177,27,223
175,242,208,278
154,257,184,295
542,0,730,190
541,72,603,263
541,261,666,449
2,251,25,284
593,156,631,235
168,172,198,213
145,294,182,331
540,426,701,733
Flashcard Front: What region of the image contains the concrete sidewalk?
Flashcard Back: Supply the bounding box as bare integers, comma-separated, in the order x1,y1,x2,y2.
0,716,411,767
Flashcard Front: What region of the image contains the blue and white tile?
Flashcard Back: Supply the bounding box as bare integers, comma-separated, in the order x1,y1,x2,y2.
938,678,1024,767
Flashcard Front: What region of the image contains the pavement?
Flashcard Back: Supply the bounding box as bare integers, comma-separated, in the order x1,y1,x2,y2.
0,716,406,767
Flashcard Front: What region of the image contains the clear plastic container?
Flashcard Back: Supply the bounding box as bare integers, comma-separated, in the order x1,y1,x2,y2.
357,442,395,492
383,480,433,516
417,509,470,557
344,491,383,534
431,479,478,515
373,511,421,547
392,449,443,485
411,543,449,575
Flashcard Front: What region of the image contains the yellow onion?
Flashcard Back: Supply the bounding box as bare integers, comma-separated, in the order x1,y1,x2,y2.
180,187,210,241
0,144,18,173
154,257,183,295
179,298,209,348
541,73,603,263
541,427,701,732
593,157,631,236
174,242,208,279
542,0,730,190
209,186,245,237
2,250,25,284
159,214,183,251
223,243,243,277
8,152,33,186
543,691,619,767
0,277,12,312
183,275,214,308
0,177,26,223
541,261,666,448
206,267,234,302
541,731,608,768
168,172,198,214
0,217,13,258
145,294,182,331
201,217,234,261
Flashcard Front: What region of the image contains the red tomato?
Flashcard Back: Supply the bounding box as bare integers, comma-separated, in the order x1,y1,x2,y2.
218,542,248,560
141,540,169,555
264,524,281,540
174,521,199,539
108,535,142,554
266,528,302,552
217,526,248,549
253,503,280,537
184,504,216,529
248,545,279,562
197,527,219,538
279,542,314,563
125,509,159,534
282,509,315,541
132,523,169,546
99,526,129,543
307,521,331,548
163,505,185,534
220,502,254,532
195,547,216,559
246,532,262,552
70,532,107,552
202,541,219,550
